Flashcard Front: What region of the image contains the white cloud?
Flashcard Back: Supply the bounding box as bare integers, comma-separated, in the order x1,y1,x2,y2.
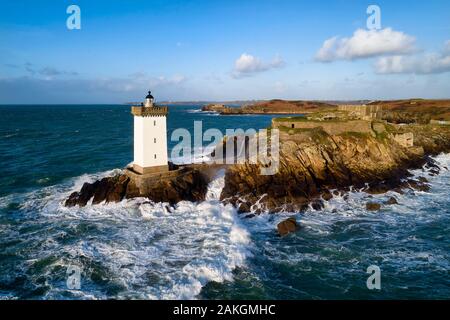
374,41,450,74
274,81,287,93
122,73,187,91
232,53,285,78
19,63,78,79
444,40,450,54
315,28,416,62
0,70,190,103
154,74,186,85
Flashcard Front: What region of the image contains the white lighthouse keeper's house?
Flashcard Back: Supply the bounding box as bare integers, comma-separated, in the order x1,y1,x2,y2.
131,91,169,174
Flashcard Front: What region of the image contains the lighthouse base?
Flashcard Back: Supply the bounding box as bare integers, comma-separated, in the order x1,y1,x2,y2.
132,163,169,175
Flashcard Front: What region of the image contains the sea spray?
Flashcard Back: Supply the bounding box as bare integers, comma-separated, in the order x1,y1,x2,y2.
219,153,450,299
0,168,252,299
1,153,449,299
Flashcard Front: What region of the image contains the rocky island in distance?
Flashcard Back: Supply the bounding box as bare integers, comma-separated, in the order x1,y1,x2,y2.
66,98,450,234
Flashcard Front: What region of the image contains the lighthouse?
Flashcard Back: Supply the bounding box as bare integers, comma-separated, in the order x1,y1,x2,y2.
131,91,169,174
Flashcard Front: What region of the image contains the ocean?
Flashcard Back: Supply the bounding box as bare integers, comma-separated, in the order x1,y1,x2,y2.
0,104,449,299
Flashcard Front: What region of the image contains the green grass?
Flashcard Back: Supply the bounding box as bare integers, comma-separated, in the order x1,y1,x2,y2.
273,116,308,122
338,131,370,139
374,131,389,141
278,126,315,134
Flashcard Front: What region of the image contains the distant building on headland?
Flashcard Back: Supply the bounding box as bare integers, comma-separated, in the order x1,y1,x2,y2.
337,104,384,120
131,91,169,174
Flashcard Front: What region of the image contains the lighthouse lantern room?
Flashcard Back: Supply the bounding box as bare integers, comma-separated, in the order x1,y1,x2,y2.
131,91,169,174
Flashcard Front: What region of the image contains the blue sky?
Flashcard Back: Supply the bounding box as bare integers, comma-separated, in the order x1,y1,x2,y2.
1,0,449,103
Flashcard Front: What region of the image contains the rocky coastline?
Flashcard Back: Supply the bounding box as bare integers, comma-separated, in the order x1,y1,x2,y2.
221,124,449,214
65,101,450,221
201,100,337,115
65,164,219,207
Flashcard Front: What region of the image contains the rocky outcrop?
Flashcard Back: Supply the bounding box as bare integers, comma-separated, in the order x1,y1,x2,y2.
366,202,381,211
201,104,231,113
221,124,450,213
65,175,130,207
65,167,213,207
385,197,398,205
277,217,299,236
125,168,210,204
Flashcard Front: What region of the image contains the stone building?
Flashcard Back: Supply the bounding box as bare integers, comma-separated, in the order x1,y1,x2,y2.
337,104,384,120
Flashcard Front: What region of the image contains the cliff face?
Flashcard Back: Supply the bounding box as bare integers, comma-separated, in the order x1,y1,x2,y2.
220,125,450,213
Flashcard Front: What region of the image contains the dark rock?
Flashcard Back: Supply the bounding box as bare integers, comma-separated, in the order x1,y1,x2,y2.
106,175,129,203
168,161,179,171
429,168,439,175
366,202,381,211
65,182,96,207
92,177,114,204
65,174,130,207
253,208,263,215
321,190,333,201
367,185,390,195
237,202,251,213
142,170,207,205
366,177,404,195
385,197,398,205
407,179,430,192
277,217,299,236
65,167,212,207
311,199,324,210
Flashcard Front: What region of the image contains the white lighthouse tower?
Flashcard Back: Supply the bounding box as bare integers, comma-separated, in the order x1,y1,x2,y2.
131,91,169,174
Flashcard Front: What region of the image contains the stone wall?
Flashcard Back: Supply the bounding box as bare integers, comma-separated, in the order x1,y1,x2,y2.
125,167,183,195
272,119,373,135
337,105,384,120
125,163,224,197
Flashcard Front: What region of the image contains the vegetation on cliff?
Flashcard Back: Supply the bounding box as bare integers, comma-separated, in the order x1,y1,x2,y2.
370,99,450,123
220,121,450,213
202,100,337,115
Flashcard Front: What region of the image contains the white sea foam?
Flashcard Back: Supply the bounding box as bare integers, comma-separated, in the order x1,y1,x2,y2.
241,153,450,274
2,154,449,299
185,109,220,116
170,145,215,165
1,168,252,300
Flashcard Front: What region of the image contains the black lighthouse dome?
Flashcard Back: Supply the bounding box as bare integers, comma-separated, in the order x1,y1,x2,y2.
146,91,154,100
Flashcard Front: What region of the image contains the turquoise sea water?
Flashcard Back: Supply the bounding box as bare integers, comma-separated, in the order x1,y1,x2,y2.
0,104,449,299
